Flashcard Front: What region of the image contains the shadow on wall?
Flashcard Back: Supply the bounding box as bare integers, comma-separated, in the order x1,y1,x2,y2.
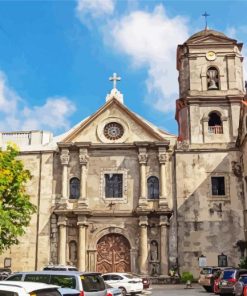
175,152,244,276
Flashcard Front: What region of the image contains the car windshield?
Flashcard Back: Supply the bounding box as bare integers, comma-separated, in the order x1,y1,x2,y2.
201,268,212,275
222,270,235,279
80,274,105,292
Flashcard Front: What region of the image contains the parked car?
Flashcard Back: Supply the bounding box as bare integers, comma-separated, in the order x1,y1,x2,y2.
102,273,143,296
198,266,222,292
6,271,107,296
0,281,62,296
105,283,122,296
213,269,223,294
130,273,150,289
218,268,247,295
43,265,78,271
234,273,247,296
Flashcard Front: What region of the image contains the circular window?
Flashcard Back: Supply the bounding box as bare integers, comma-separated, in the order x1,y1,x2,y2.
104,122,124,140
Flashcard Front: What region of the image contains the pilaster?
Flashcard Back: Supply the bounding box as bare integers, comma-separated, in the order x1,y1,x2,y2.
79,148,89,208
60,148,70,201
159,215,169,275
158,147,169,209
77,215,88,271
139,216,148,274
138,147,148,208
57,215,67,265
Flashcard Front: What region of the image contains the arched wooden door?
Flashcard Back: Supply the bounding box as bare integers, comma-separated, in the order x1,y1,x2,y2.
96,233,131,273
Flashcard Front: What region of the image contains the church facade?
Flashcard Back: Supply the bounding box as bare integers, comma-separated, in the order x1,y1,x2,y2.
0,29,247,277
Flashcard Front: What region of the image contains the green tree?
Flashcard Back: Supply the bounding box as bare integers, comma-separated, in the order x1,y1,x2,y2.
0,145,36,253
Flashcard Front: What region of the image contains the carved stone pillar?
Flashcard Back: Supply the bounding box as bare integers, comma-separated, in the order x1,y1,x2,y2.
79,148,89,208
158,147,168,209
60,149,70,200
58,215,67,265
138,147,148,207
160,215,169,275
130,249,138,273
77,215,88,271
139,216,148,274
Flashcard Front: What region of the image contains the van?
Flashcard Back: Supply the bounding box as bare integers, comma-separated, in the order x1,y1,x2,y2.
6,271,107,296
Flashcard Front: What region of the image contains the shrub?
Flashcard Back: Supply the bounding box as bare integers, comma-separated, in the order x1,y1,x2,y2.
239,257,247,269
181,271,194,283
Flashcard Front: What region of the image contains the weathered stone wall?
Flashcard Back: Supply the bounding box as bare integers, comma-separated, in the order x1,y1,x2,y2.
0,152,54,272
175,150,244,276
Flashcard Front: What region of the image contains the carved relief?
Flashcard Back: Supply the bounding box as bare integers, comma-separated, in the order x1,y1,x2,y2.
232,161,242,178
79,148,89,165
60,149,70,165
96,234,131,273
138,147,148,164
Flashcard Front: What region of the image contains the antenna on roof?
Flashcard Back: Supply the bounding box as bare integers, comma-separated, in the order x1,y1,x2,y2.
202,11,210,30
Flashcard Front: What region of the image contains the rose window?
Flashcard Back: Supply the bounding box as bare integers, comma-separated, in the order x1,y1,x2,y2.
104,122,124,140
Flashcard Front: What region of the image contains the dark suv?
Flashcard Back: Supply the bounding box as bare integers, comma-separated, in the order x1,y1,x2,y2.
219,268,247,295
198,266,222,292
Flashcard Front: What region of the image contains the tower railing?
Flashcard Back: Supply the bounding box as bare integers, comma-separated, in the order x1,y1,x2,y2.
208,125,223,134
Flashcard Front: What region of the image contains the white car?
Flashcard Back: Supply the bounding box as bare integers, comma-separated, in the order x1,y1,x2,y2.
102,273,143,296
0,281,62,296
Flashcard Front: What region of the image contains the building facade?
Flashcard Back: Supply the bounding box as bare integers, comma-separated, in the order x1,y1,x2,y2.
0,29,246,276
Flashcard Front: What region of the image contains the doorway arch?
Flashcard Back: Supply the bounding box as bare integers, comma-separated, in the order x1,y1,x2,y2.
96,233,131,273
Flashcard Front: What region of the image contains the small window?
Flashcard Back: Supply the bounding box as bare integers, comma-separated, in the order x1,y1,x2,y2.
6,274,22,281
50,275,76,289
211,177,225,196
81,274,106,292
69,177,80,199
207,67,219,90
208,112,223,134
147,176,159,199
24,274,50,284
105,174,123,198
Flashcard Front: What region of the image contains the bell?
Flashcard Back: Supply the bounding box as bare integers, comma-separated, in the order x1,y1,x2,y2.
208,79,218,90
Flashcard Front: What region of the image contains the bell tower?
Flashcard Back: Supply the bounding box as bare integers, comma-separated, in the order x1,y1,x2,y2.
176,29,245,145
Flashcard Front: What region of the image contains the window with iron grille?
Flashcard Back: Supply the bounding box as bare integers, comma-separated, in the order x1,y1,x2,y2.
105,174,123,198
69,177,80,199
211,176,225,196
147,176,159,199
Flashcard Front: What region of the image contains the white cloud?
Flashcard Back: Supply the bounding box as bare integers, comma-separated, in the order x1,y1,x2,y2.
76,0,114,23
104,5,189,112
0,72,76,134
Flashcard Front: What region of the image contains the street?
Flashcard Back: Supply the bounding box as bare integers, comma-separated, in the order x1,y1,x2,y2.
142,284,211,296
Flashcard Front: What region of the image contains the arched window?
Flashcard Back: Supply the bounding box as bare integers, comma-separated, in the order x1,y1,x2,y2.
147,176,159,199
208,112,223,134
69,177,80,199
207,67,219,90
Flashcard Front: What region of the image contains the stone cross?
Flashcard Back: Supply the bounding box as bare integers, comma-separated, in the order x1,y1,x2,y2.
109,72,121,89
202,11,210,29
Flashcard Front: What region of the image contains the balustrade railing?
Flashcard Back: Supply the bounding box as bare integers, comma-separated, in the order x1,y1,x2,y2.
208,125,223,134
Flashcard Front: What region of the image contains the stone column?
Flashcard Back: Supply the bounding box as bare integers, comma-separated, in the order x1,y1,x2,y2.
130,249,138,273
58,215,67,265
158,147,168,209
60,148,70,200
138,147,148,207
88,250,97,272
139,216,148,274
79,148,89,208
77,215,88,271
160,215,169,275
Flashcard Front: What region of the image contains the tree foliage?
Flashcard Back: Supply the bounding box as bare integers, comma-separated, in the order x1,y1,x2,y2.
0,145,36,253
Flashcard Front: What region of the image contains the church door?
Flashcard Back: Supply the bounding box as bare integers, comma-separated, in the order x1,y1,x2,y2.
96,233,131,273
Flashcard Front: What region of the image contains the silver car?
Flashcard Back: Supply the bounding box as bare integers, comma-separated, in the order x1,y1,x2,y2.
6,271,107,296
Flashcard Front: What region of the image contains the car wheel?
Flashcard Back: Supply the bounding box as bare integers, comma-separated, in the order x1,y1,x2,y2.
119,287,127,296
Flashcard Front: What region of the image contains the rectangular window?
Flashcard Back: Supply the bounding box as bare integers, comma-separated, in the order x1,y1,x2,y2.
211,177,225,196
105,174,123,198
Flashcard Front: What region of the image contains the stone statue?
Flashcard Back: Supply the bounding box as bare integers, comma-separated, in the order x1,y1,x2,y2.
150,240,158,261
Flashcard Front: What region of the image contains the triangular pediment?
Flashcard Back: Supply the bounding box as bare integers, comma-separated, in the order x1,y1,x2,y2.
59,98,175,144
187,34,236,45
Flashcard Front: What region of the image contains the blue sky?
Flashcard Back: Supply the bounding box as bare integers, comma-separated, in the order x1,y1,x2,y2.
0,0,246,136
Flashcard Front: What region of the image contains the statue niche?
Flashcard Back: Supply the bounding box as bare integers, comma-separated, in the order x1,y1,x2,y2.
149,240,159,276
